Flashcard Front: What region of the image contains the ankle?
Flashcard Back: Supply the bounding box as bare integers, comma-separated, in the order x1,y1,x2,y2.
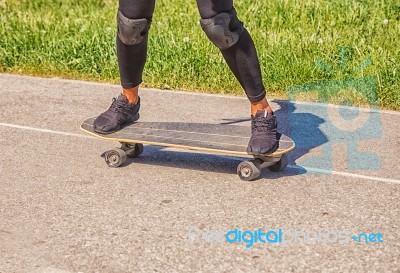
124,95,139,104
122,86,139,104
250,97,274,116
251,105,273,116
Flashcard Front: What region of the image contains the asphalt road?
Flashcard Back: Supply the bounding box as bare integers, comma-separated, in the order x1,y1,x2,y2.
0,74,399,273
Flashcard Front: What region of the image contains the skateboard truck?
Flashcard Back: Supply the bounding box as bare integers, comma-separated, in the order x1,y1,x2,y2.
104,142,144,168
236,154,289,181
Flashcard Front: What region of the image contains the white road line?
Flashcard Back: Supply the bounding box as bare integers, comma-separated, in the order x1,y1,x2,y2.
0,123,92,139
1,122,400,185
287,165,400,185
274,100,400,115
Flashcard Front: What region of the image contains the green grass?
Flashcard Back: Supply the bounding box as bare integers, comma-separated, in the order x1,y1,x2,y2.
1,0,399,110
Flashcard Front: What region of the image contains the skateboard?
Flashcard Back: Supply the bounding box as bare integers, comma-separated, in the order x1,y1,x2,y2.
80,118,295,181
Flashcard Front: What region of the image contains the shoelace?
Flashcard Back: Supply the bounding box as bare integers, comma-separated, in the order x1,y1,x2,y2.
252,116,275,131
109,98,126,113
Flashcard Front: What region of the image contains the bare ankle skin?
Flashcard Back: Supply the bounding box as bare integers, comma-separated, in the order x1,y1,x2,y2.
250,97,273,116
122,86,139,104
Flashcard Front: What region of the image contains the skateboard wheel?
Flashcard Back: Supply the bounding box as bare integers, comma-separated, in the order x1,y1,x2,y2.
121,143,144,158
268,154,289,172
131,143,144,158
105,148,127,167
237,160,261,181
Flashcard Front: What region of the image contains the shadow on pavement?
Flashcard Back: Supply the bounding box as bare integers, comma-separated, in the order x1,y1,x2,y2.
102,145,303,180
273,100,328,172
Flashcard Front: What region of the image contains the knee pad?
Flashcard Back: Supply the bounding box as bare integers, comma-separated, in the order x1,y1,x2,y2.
200,8,244,50
117,10,152,45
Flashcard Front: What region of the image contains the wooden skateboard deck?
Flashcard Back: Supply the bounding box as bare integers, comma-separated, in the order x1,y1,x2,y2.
81,117,295,181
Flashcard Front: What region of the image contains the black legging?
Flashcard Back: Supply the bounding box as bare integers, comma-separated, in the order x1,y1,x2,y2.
118,0,266,103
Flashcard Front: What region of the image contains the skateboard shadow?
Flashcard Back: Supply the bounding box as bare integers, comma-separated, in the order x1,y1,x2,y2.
103,145,304,180
272,100,328,171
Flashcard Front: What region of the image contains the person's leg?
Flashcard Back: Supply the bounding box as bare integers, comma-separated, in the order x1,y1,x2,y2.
93,0,155,134
118,0,156,104
196,0,277,154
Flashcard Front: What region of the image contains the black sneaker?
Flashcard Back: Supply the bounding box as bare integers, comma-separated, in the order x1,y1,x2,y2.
93,94,140,134
247,110,278,155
